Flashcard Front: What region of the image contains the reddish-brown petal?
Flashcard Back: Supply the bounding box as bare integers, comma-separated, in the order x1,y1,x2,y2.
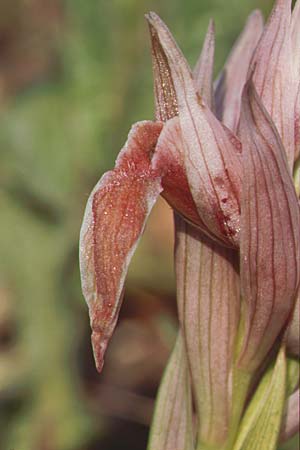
153,118,203,227
238,82,300,371
147,19,178,122
146,12,242,247
152,117,245,247
193,20,215,110
175,214,240,444
252,0,296,169
214,10,263,132
79,121,163,372
152,117,235,246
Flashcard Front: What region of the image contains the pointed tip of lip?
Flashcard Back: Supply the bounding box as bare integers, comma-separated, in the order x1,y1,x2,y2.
91,330,108,374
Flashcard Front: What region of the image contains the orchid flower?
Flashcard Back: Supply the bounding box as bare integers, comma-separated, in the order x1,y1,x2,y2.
79,1,300,449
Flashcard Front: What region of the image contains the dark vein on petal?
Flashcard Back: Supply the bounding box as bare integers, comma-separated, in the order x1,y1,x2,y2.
253,107,298,287
207,247,214,438
164,359,181,448
241,121,259,356
251,136,276,351
259,11,283,97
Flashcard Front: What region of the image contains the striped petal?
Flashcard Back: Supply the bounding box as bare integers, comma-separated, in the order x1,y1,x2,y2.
175,214,240,445
152,117,237,246
214,10,264,133
146,12,242,247
149,15,237,246
79,121,163,372
193,19,215,109
238,82,300,371
252,0,296,169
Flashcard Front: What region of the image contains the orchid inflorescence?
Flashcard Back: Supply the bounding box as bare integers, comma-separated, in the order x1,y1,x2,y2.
79,1,300,449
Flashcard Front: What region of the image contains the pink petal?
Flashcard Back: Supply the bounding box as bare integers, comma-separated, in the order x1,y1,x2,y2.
292,0,300,75
252,0,296,169
238,82,300,371
193,20,215,109
175,215,240,444
146,12,242,247
79,121,163,372
152,117,234,246
214,10,264,132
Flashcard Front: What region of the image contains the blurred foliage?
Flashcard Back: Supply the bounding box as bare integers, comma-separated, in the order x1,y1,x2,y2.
0,0,297,449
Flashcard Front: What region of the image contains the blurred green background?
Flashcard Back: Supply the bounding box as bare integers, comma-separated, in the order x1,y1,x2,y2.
0,0,298,449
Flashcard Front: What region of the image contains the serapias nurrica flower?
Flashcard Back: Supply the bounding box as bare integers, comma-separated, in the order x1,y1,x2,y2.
79,0,300,393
